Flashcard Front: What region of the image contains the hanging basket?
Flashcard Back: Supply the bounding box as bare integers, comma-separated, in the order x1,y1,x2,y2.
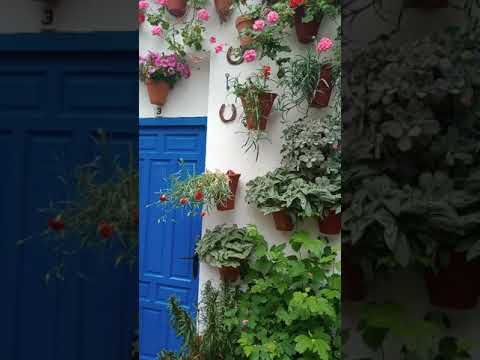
272,209,294,231
217,170,241,211
241,92,277,130
294,6,322,44
424,252,478,310
146,80,171,106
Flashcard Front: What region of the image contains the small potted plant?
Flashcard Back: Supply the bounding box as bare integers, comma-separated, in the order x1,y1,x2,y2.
195,224,264,281
139,51,191,107
156,166,240,218
289,0,337,43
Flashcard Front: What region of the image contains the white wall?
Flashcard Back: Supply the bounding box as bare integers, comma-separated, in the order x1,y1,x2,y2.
138,1,340,290
0,0,136,33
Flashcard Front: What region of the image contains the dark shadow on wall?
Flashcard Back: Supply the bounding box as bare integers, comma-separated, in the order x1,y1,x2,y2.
342,1,480,359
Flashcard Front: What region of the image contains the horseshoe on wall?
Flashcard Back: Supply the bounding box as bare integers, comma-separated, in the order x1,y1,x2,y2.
219,104,237,123
226,46,244,65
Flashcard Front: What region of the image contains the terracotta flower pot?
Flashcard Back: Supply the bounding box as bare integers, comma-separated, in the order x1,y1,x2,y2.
241,92,277,130
146,80,171,106
167,0,187,17
342,244,367,302
312,65,333,108
272,210,294,231
235,15,254,48
318,211,341,235
424,252,478,310
294,6,322,44
214,0,233,23
217,170,241,211
219,266,241,282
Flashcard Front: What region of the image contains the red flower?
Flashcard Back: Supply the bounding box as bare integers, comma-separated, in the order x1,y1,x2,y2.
160,194,168,202
48,217,65,231
261,65,272,79
138,12,145,24
194,191,204,201
289,0,304,8
180,197,189,205
98,221,114,239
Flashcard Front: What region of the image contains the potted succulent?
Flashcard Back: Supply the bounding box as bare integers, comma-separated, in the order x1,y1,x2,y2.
289,0,337,43
195,224,265,281
139,51,191,107
230,68,278,160
245,167,337,231
156,166,241,218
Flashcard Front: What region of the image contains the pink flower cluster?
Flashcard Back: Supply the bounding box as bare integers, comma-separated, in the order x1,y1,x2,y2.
151,25,163,36
140,51,191,80
138,0,149,10
253,20,265,32
251,11,279,32
316,37,333,53
243,49,257,62
197,8,210,21
209,36,225,54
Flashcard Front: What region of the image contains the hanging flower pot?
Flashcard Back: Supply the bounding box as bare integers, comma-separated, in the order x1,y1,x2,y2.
241,92,277,130
311,64,333,108
272,209,294,231
342,244,367,302
424,252,478,310
294,6,322,44
217,170,241,211
167,0,187,17
219,266,241,282
235,15,254,48
318,210,341,235
214,0,233,22
146,80,171,106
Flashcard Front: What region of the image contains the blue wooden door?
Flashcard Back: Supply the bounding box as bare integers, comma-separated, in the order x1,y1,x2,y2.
139,118,206,360
0,32,138,360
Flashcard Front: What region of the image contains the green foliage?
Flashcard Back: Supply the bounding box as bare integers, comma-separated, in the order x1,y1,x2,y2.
195,224,266,268
347,303,472,360
245,167,340,220
343,25,480,270
235,232,341,359
158,281,244,360
302,0,339,23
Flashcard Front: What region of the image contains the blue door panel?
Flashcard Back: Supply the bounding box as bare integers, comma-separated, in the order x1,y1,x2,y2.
139,121,206,360
0,35,137,360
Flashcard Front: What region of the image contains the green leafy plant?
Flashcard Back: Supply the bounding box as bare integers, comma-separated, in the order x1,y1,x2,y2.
235,232,341,359
245,167,340,221
146,0,209,56
346,303,472,360
154,165,232,218
158,281,244,360
296,0,338,23
195,224,266,268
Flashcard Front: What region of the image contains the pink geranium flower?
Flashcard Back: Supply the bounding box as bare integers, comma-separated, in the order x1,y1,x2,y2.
215,43,224,54
316,37,333,53
151,25,163,36
209,36,217,44
197,9,210,21
138,0,149,10
155,0,168,5
266,11,279,24
243,49,257,62
252,19,265,32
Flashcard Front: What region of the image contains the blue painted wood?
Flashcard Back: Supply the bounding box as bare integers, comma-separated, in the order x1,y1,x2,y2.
0,34,138,360
139,119,206,360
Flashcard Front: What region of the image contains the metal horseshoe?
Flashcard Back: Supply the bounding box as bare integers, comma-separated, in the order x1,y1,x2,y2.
219,104,237,123
226,46,245,65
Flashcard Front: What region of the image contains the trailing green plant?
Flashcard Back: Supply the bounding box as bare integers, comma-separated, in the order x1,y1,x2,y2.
154,164,232,218
195,224,266,268
245,167,340,221
158,281,244,360
342,24,480,271
345,303,472,360
146,0,209,56
19,132,138,282
235,232,341,359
